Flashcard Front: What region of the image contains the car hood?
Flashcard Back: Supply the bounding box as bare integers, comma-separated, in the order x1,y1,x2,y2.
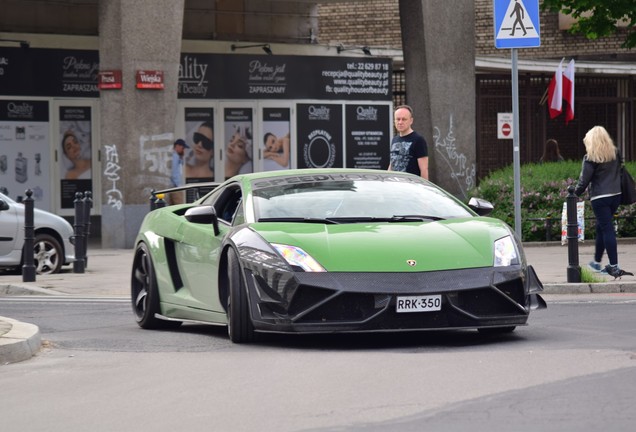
4,201,74,237
252,218,514,272
32,208,74,236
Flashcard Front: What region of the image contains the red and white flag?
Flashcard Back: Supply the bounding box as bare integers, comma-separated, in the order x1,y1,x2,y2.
547,59,563,119
563,59,575,124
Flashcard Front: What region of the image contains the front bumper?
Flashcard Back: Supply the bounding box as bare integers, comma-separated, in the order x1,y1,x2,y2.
243,264,546,334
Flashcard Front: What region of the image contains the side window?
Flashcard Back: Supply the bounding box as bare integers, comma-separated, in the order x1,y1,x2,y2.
195,182,243,225
232,198,245,225
200,187,223,206
217,188,242,224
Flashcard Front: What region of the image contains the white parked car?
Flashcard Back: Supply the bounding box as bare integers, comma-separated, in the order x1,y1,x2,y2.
0,192,75,274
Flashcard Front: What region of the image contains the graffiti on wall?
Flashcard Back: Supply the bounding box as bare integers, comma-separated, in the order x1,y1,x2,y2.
139,132,174,176
433,114,476,199
103,144,122,210
139,132,175,200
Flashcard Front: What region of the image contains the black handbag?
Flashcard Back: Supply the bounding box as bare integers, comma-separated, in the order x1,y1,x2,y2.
620,165,636,205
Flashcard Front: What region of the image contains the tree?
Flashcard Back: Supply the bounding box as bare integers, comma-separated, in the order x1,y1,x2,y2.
541,0,636,48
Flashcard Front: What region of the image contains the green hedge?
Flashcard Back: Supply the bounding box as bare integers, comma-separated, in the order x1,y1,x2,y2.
469,161,636,242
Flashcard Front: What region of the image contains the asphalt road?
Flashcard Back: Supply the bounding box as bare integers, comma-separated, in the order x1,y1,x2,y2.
1,295,635,432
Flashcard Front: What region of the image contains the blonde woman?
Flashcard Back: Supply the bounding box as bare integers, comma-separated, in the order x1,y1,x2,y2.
574,126,632,278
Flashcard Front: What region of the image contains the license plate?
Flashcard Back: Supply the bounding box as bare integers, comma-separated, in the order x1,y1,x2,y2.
396,295,442,313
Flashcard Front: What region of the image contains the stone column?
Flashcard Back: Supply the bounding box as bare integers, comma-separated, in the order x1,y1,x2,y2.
98,0,184,248
399,0,476,199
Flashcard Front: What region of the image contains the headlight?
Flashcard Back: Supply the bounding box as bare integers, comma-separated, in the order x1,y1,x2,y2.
271,244,326,272
494,236,519,267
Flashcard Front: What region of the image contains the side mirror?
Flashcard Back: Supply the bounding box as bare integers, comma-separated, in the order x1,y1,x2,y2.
184,205,220,235
468,197,494,216
0,199,9,211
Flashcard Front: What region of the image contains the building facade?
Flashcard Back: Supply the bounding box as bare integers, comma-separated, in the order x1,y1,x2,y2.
2,0,633,247
318,0,636,177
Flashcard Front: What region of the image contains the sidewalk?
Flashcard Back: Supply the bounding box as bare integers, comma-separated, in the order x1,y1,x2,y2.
523,240,636,294
3,241,636,364
0,247,132,365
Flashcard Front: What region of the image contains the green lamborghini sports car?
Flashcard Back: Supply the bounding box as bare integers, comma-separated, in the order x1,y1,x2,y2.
131,169,546,343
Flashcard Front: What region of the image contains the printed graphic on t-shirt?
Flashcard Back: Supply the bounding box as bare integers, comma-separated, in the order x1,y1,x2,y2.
390,141,413,172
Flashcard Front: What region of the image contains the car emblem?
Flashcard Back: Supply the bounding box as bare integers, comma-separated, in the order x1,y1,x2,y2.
407,260,417,267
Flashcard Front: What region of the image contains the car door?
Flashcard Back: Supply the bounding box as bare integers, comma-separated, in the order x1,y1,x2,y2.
173,183,243,312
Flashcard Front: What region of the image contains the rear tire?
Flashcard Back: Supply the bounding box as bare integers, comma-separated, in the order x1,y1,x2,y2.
226,249,255,343
131,243,181,329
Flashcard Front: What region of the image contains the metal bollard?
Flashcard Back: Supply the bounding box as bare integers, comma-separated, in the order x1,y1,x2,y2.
545,214,552,242
82,191,92,267
149,191,166,211
150,190,157,211
22,189,36,282
73,192,86,273
566,186,581,283
155,193,166,209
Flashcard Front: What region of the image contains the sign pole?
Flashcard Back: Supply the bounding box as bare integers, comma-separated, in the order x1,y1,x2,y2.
493,0,541,239
511,48,521,238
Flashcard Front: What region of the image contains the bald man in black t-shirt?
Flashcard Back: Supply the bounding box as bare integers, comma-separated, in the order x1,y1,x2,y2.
388,105,429,179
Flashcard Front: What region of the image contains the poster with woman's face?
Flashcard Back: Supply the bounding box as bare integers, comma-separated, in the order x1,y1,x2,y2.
59,106,92,209
184,108,214,182
223,108,253,180
262,108,291,171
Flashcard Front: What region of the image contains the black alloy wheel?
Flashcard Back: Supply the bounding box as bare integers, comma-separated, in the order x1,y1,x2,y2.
131,243,181,329
226,249,255,343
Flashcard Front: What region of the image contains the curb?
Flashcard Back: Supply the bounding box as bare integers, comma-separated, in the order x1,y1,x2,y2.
0,316,41,365
0,284,63,296
543,282,636,294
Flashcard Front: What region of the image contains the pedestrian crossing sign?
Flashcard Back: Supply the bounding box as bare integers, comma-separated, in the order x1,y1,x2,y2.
494,0,541,48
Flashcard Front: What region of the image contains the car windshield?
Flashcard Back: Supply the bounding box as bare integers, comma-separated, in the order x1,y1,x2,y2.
252,173,473,222
0,192,15,203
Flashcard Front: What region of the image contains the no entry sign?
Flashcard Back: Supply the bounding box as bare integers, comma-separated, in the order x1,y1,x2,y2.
497,112,513,139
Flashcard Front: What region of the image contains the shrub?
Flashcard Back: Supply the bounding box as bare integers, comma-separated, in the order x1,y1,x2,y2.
469,161,636,242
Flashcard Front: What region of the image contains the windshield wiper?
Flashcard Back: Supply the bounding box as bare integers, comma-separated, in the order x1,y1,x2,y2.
257,217,341,224
390,214,446,222
257,215,444,224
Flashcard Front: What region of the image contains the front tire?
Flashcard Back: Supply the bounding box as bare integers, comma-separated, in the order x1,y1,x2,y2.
31,233,63,274
131,243,181,329
226,249,255,343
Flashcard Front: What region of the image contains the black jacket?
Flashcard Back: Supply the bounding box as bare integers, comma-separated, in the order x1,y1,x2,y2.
574,151,621,199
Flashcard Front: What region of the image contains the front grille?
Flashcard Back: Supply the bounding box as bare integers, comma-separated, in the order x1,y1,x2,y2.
450,277,527,317
496,278,527,305
287,285,390,324
299,292,378,322
287,285,336,316
252,268,532,331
